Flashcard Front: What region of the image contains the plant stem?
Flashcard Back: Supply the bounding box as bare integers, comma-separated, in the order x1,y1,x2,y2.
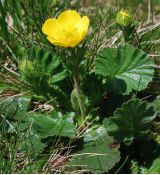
73,63,85,122
122,26,141,49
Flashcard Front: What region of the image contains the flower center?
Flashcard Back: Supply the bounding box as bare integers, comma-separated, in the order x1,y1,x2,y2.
60,25,78,41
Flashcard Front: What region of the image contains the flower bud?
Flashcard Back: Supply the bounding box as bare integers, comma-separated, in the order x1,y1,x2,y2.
19,59,34,74
116,10,133,28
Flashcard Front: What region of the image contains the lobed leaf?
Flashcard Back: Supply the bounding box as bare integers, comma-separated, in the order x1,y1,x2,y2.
94,45,154,94
103,98,156,144
31,112,77,138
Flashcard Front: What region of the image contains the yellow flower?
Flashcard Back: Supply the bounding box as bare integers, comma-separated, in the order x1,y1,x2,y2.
42,10,89,48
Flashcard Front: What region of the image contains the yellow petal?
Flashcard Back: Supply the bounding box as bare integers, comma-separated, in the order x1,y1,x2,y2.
81,16,89,33
80,16,89,40
42,10,90,48
47,36,68,47
57,10,81,26
60,16,89,47
42,18,59,40
66,33,82,47
68,40,81,47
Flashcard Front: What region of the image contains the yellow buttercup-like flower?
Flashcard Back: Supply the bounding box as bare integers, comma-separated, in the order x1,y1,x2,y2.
42,10,89,48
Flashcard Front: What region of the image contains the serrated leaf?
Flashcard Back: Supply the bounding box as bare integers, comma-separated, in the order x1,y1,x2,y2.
24,47,71,109
69,126,120,173
53,116,77,137
94,45,154,94
50,70,68,84
31,112,76,138
31,114,55,138
104,98,156,144
30,46,62,76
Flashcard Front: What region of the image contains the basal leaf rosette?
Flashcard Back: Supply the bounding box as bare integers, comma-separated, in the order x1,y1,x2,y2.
94,45,154,94
42,10,89,47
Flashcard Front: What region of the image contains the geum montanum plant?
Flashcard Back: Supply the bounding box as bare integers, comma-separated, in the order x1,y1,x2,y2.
7,7,156,174
42,10,89,125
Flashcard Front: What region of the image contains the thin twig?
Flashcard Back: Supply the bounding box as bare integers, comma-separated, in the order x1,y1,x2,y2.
4,65,20,77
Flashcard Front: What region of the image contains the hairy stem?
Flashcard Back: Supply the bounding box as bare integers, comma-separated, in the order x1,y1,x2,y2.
73,63,85,122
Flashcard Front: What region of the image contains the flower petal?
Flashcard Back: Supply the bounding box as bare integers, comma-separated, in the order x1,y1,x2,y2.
81,16,89,33
47,35,81,48
57,10,81,26
47,36,68,47
42,18,59,39
79,16,89,40
42,10,90,48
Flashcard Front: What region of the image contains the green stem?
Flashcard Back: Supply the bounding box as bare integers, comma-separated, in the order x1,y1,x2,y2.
73,63,85,122
122,25,141,49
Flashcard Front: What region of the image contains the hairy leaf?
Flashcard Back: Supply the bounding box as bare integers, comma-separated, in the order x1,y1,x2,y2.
31,112,76,138
94,45,154,94
50,70,67,84
30,46,65,82
104,98,155,144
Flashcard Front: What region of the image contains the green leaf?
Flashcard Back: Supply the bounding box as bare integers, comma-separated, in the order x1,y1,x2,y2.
18,132,45,156
152,96,160,114
23,47,67,88
143,157,160,173
52,111,77,138
50,70,68,84
31,114,55,138
0,97,30,120
82,74,104,105
104,98,156,144
22,47,71,109
31,112,76,138
51,85,71,110
94,45,154,94
69,126,120,173
130,160,140,174
30,46,63,77
83,126,107,143
7,121,29,133
105,77,127,94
